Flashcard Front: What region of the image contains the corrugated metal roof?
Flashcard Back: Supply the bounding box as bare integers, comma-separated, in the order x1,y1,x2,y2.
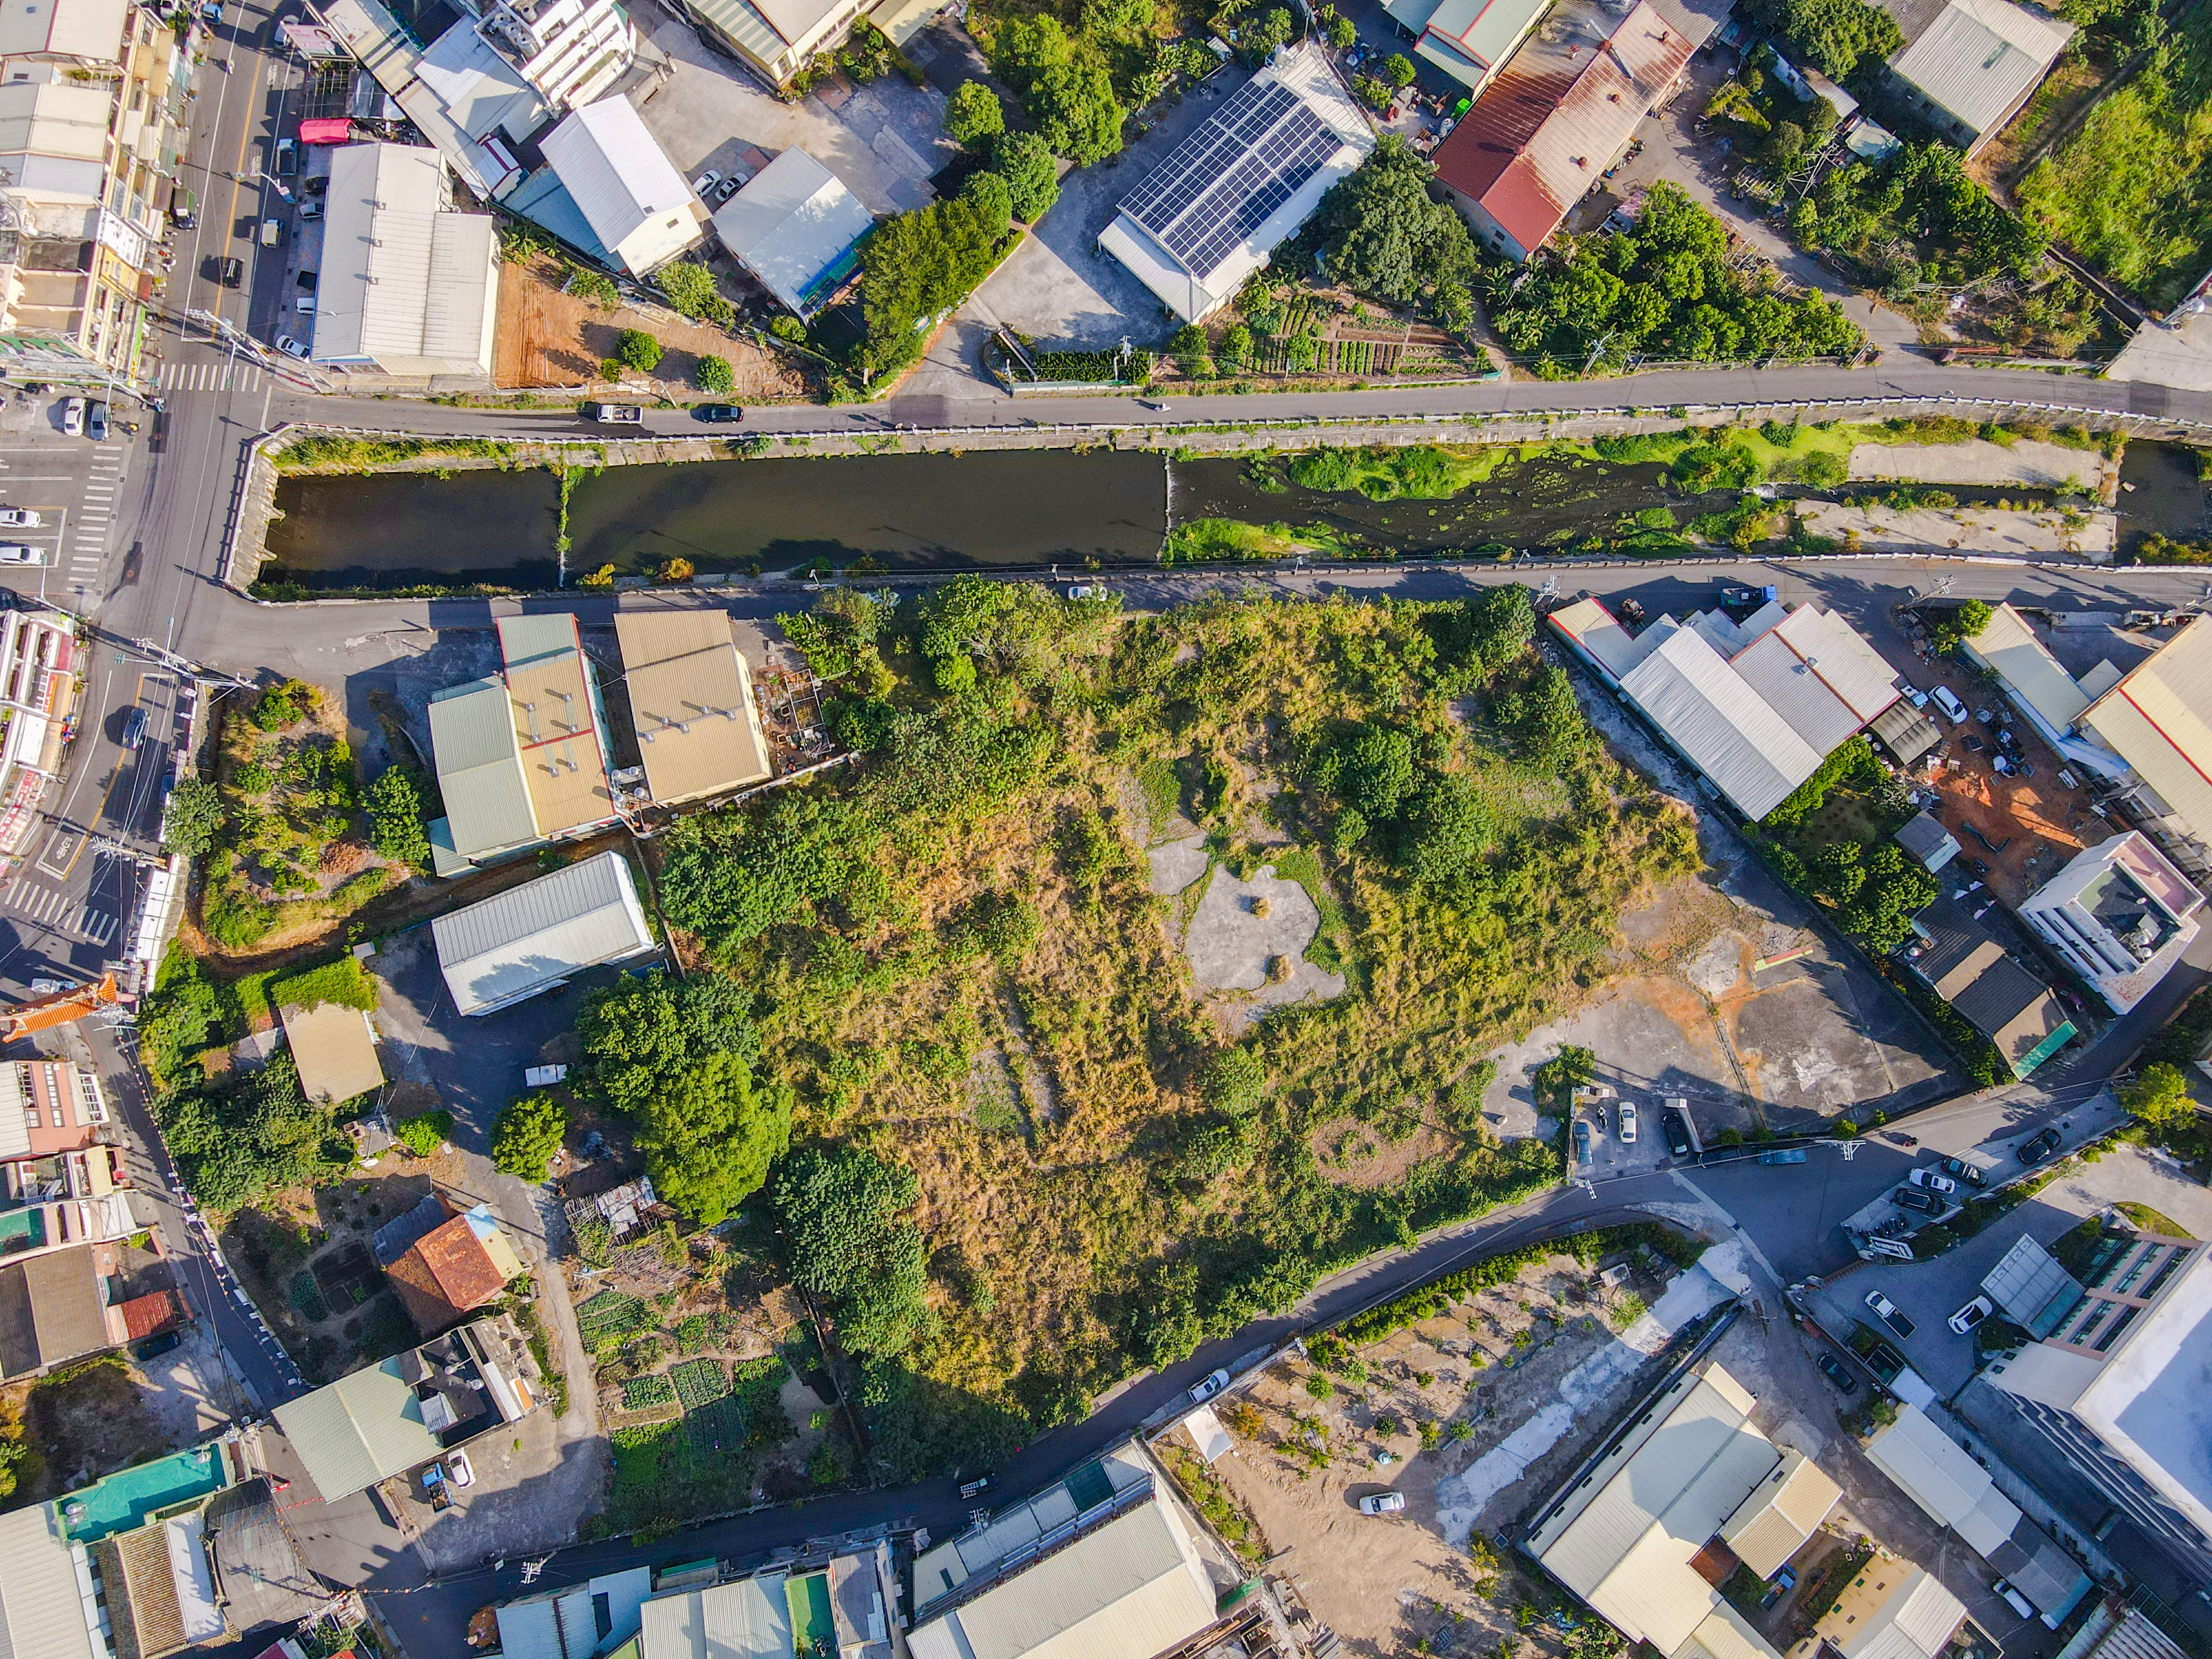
1422,0,1549,66
1966,603,2090,734
271,1358,442,1500
0,1064,29,1160
1895,812,1958,868
1887,0,2072,139
1719,1449,1840,1578
432,851,656,1017
614,612,773,805
498,614,616,837
1998,1528,2091,1618
638,1572,793,1659
675,0,789,65
280,1001,385,1105
1547,597,1644,684
1838,1569,1966,1659
914,1498,1216,1659
1620,628,1825,820
1874,702,1942,766
429,679,536,857
1433,0,1705,253
20,1246,111,1373
1679,1603,1783,1659
2081,614,2212,847
498,1567,655,1659
540,96,693,260
1768,607,1901,721
1732,632,1864,755
1539,1370,1783,1650
1864,1406,2022,1544
711,148,874,316
0,1502,97,1659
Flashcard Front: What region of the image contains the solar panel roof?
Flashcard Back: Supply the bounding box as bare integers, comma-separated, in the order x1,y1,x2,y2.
1120,78,1337,280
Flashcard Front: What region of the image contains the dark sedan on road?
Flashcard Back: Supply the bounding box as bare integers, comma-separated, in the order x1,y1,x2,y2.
2016,1126,2063,1166
693,404,744,422
1815,1353,1859,1394
1939,1155,1986,1187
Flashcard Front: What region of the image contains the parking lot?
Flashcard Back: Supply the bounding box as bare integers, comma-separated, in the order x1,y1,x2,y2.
1806,1135,2209,1401
0,398,135,609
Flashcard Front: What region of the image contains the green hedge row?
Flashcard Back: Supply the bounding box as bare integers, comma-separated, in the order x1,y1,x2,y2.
1337,1220,1702,1345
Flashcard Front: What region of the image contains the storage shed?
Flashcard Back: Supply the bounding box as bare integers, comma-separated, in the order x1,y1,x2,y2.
432,852,657,1017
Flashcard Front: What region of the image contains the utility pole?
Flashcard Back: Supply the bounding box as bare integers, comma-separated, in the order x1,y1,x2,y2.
123,635,254,688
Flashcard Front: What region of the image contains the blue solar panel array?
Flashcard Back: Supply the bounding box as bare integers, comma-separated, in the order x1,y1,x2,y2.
1120,76,1341,281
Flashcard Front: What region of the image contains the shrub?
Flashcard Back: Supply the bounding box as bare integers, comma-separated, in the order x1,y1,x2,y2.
164,777,225,858
393,1109,454,1157
656,260,718,317
656,557,696,584
770,316,808,343
599,357,626,381
695,354,735,394
992,130,1061,223
492,1093,567,1180
617,330,663,373
1381,53,1415,87
363,767,430,870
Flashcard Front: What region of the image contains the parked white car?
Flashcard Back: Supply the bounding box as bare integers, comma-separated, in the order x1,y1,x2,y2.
1930,685,1969,723
0,508,42,527
1616,1100,1639,1143
1948,1295,1993,1335
1188,1368,1229,1405
0,545,44,565
445,1450,474,1487
1907,1167,1958,1194
1359,1491,1407,1516
59,396,84,436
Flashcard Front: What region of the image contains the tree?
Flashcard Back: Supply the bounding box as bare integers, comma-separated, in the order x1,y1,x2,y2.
656,260,718,317
579,968,759,1115
859,188,1014,376
1401,770,1495,893
992,130,1061,222
1465,583,1535,671
638,1051,792,1224
2120,1062,2196,1130
363,767,430,870
1957,599,1994,638
1335,725,1417,821
1032,54,1124,164
1327,13,1355,46
695,354,735,394
492,1093,567,1181
1311,139,1479,312
163,776,225,858
1494,664,1589,769
945,79,1005,148
617,329,662,373
1746,0,1902,79
1241,6,1293,60
774,1144,931,1354
1531,1044,1596,1108
1381,51,1415,87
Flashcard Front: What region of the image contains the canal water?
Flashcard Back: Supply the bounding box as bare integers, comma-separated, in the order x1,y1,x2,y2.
255,439,2212,591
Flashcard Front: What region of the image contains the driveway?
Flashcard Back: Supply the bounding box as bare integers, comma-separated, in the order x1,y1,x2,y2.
629,2,956,217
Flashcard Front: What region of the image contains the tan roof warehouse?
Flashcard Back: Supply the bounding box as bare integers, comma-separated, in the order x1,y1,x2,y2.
613,611,773,806
279,1000,385,1105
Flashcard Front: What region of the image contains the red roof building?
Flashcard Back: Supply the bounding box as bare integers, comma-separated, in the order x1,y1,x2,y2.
118,1289,187,1342
1432,0,1721,260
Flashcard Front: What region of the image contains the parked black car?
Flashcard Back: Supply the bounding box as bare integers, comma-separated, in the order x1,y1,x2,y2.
1939,1155,1986,1187
221,256,243,288
692,403,744,422
1895,1186,1940,1214
1661,1109,1692,1159
2017,1126,2063,1166
1815,1353,1859,1394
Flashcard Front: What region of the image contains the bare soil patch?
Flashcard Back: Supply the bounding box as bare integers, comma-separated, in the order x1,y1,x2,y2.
1310,1117,1447,1189
493,253,806,398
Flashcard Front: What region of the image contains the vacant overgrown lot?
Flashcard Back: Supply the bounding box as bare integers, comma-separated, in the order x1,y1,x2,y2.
565,583,1696,1483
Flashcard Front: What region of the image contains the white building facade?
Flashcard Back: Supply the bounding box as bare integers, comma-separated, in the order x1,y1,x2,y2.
2017,832,2203,1013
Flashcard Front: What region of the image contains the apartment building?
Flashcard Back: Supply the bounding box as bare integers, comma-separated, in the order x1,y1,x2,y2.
475,0,637,112
2018,832,2203,1013
1984,1227,2212,1574
0,604,80,859
0,0,188,385
0,1056,138,1266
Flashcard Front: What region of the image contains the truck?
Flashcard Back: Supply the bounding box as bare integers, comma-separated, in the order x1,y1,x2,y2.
586,402,643,424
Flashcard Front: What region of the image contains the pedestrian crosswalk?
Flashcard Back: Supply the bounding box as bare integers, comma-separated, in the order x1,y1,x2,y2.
153,359,265,393
2,879,118,944
69,445,124,577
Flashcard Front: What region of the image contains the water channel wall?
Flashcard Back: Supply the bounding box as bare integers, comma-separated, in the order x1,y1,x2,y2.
223,392,2212,595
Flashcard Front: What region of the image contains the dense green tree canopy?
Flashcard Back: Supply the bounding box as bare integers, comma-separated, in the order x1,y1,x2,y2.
992,130,1061,222
636,1052,792,1224
578,968,760,1111
163,776,225,858
1746,0,1901,79
1310,139,1480,316
859,189,1013,377
492,1093,568,1181
774,1145,931,1354
945,79,1004,148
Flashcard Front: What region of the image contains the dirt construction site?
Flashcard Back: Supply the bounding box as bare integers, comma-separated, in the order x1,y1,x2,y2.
1899,623,2116,909
1166,1236,1736,1657
493,253,807,398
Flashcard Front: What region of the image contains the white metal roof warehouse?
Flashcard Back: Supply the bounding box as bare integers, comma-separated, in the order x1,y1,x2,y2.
311,142,500,377
1099,41,1372,322
710,148,874,318
432,851,657,1016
